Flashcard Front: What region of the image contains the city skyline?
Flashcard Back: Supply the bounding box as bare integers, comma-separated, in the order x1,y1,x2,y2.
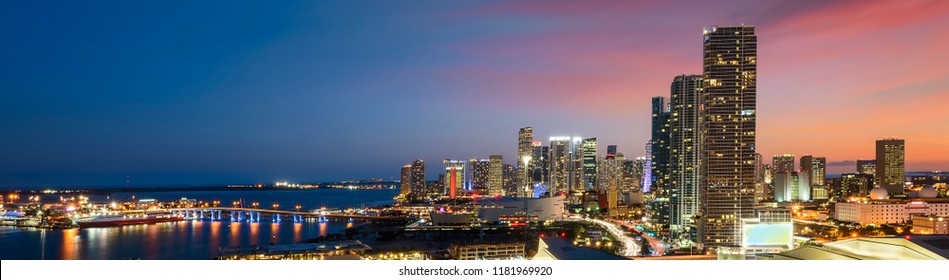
3,0,949,188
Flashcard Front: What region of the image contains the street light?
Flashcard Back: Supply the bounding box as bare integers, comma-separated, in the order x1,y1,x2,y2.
251,202,259,208
295,205,302,212
272,203,280,210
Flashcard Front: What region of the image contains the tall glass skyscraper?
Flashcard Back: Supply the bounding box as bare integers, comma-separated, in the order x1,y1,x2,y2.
548,137,571,195
699,25,757,251
669,74,703,229
518,127,534,197
582,137,598,191
489,155,504,196
651,96,672,226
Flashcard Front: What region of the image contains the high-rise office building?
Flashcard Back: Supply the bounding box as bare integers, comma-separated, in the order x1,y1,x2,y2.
832,173,873,199
642,143,653,193
699,25,757,250
489,155,504,196
669,74,703,229
876,138,905,195
518,127,534,197
651,96,672,195
606,145,617,159
772,154,795,173
570,137,584,194
549,137,571,195
410,159,426,198
774,172,811,202
443,159,466,199
651,96,673,227
856,159,876,176
469,159,490,194
800,155,826,186
532,142,549,186
503,163,517,195
582,137,598,191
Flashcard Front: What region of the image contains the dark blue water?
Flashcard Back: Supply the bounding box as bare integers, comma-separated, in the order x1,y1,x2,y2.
0,188,398,260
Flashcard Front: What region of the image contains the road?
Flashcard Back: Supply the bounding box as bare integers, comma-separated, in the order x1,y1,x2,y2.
607,218,666,256
568,216,641,257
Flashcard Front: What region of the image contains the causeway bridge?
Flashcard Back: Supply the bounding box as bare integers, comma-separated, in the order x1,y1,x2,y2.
133,207,406,223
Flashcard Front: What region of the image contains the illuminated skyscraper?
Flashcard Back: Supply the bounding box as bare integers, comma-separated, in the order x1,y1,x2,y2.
876,138,905,195
856,159,876,176
699,25,757,250
532,142,549,186
651,96,672,194
503,163,517,195
570,137,584,194
651,96,672,226
468,158,490,194
443,159,466,199
800,155,826,186
772,154,795,173
606,145,617,159
669,74,703,228
549,137,571,195
489,155,504,196
409,159,426,199
401,164,412,196
582,137,598,191
774,172,810,202
518,127,534,197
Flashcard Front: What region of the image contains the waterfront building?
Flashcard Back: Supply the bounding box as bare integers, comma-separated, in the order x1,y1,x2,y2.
518,127,534,198
857,159,876,176
582,137,598,191
800,155,826,186
876,138,906,195
772,154,795,173
401,164,412,196
699,25,757,250
477,196,565,222
489,155,504,196
443,159,466,199
411,159,426,197
669,74,703,229
449,243,526,260
217,241,371,260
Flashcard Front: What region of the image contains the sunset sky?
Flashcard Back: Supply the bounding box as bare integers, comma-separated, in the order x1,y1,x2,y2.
2,0,948,187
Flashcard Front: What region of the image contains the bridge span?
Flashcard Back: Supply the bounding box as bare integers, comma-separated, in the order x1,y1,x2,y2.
132,207,406,223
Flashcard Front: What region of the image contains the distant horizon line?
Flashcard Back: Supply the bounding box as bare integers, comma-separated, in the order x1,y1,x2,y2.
3,170,946,191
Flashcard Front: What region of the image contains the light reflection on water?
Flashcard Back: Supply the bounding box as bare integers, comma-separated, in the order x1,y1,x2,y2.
1,188,396,259
0,220,349,260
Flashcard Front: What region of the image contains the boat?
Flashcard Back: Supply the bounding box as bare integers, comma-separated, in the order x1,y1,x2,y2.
76,214,183,228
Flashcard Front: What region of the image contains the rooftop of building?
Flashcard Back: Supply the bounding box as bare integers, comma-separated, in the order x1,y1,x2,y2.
764,236,948,260
532,237,629,260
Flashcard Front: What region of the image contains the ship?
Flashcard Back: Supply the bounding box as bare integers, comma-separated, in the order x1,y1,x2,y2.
76,213,183,228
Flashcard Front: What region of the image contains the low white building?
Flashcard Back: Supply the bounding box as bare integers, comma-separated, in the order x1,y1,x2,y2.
477,196,564,222
834,198,949,225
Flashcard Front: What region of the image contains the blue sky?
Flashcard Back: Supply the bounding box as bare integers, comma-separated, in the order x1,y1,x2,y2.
3,0,948,188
